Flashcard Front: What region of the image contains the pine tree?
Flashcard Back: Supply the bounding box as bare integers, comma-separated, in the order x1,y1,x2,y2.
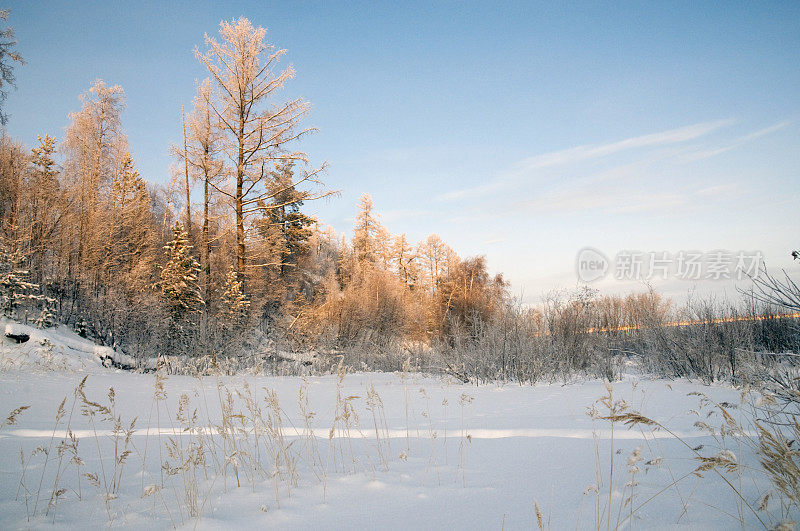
29,134,57,180
24,134,62,283
219,267,249,326
34,296,57,328
0,239,39,318
253,160,315,306
268,160,314,273
160,222,203,347
110,152,152,273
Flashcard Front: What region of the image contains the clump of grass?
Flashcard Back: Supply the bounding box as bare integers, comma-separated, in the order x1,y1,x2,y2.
297,378,326,499
163,392,205,517
590,384,773,529
216,381,244,489
263,386,298,503
586,382,631,530
458,392,474,487
366,383,391,472
6,367,464,527
757,420,800,511
329,359,361,474
534,499,544,530
417,387,440,485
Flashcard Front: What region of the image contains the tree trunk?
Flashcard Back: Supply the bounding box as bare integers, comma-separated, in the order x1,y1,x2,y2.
182,107,192,242
203,172,210,295
236,113,245,287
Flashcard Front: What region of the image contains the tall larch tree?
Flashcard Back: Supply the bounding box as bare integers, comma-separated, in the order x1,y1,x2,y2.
196,17,326,289
353,193,390,266
418,234,455,297
0,136,26,245
391,233,417,288
62,80,127,283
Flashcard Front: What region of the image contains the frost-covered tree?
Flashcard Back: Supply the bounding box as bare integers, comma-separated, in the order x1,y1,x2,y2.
391,233,418,288
160,222,203,346
353,194,390,266
418,234,457,297
196,17,327,286
59,80,166,350
34,296,57,329
62,80,128,279
23,135,63,283
109,152,153,274
436,256,507,341
111,153,146,208
219,267,249,326
182,79,225,292
0,9,23,125
258,161,314,272
250,160,316,313
0,135,26,243
0,239,39,319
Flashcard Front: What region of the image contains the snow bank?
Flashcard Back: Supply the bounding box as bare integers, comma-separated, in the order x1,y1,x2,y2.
0,318,140,372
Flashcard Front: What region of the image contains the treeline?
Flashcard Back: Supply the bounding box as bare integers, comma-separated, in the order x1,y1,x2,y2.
0,17,509,364
438,287,800,385
0,124,506,363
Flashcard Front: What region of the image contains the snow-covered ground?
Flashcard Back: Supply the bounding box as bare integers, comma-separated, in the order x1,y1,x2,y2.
0,322,791,529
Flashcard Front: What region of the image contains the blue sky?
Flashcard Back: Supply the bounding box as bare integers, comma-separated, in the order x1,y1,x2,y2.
4,1,799,304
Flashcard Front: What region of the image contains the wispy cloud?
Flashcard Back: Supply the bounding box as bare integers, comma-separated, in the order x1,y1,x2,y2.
483,236,508,245
694,183,740,198
739,121,792,142
680,120,791,163
508,174,742,216
439,181,506,201
516,119,735,171
512,187,686,215
439,119,735,202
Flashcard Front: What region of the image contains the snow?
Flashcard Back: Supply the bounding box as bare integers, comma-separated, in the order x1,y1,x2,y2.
4,322,30,338
0,323,792,529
